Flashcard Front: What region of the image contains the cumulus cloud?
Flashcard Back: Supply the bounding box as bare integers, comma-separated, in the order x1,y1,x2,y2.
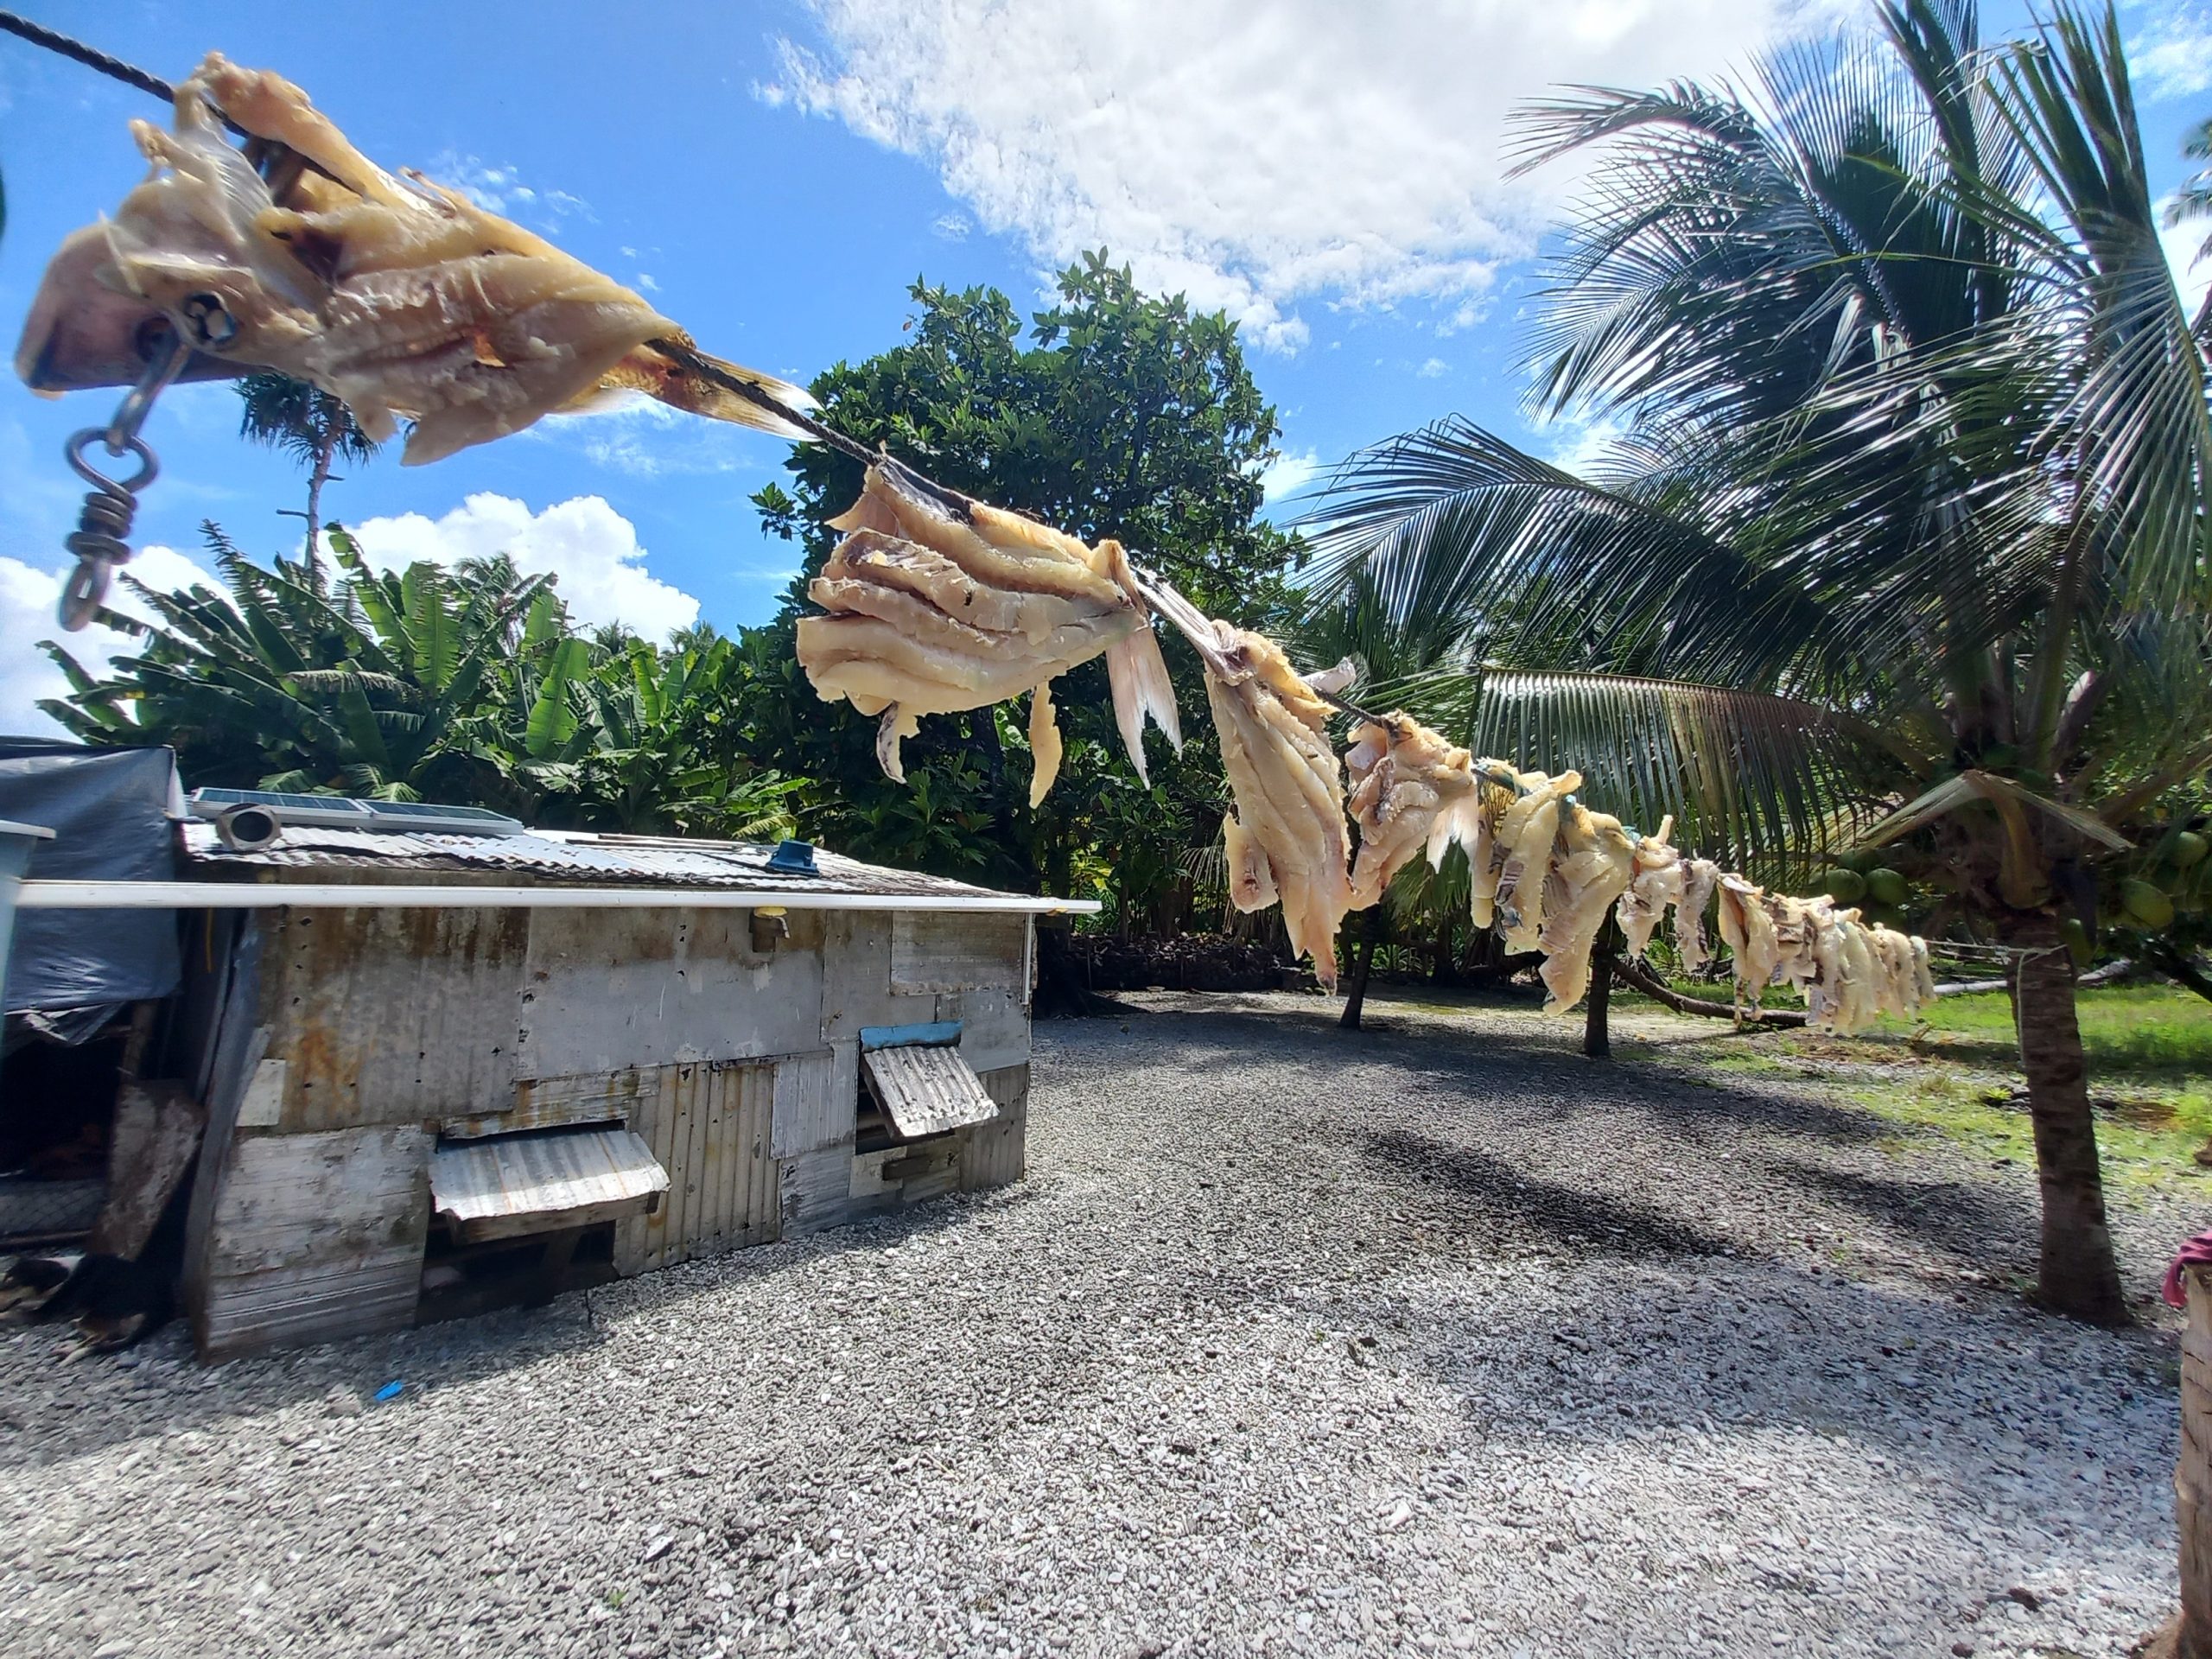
1258,448,1325,512
345,494,700,640
2163,204,2212,321
765,0,1800,350
424,152,593,226
1535,412,1627,479
2128,2,2212,100
0,545,221,737
1416,356,1449,379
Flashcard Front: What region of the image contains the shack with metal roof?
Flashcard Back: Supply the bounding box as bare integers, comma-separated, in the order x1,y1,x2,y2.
146,810,1083,1359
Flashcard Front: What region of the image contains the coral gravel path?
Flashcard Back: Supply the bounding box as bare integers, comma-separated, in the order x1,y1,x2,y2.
0,989,2188,1658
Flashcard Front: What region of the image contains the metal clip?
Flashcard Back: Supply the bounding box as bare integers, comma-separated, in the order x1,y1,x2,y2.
57,321,192,632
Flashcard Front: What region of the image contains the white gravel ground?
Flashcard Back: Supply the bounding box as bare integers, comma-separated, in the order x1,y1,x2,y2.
0,988,2191,1659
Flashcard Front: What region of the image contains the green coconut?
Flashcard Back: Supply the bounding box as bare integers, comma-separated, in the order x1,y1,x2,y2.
2171,830,2208,869
2058,916,2092,970
1818,868,1867,905
1865,868,1910,908
2121,878,2176,931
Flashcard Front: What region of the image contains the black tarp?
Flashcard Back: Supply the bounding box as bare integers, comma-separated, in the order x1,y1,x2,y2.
0,741,181,1018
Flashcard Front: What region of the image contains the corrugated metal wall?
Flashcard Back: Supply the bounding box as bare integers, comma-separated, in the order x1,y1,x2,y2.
616,1059,782,1273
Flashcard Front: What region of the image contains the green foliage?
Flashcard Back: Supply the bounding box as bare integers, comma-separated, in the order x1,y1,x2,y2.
742,251,1300,911
1304,0,2212,932
37,524,795,843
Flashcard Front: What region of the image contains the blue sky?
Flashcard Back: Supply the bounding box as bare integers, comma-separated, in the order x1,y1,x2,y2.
0,0,2206,731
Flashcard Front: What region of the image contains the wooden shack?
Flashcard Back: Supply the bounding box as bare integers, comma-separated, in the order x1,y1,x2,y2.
168,819,1073,1360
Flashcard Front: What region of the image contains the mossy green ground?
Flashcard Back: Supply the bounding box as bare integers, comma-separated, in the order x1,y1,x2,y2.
1617,981,2212,1195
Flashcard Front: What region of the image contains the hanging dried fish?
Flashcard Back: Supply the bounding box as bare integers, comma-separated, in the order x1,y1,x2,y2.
1343,713,1490,908
795,462,1179,802
16,54,815,463
1614,817,1683,962
1535,803,1638,1013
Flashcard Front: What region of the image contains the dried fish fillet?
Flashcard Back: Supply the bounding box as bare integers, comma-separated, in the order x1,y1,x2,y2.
1494,770,1580,955
1344,713,1484,909
1675,858,1722,976
1614,817,1682,963
797,464,1179,796
1866,925,1921,1023
1717,874,1783,1012
1536,804,1638,1014
16,54,815,464
1200,624,1355,989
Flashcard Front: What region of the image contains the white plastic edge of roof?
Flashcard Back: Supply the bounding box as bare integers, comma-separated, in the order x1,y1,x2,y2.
15,880,1100,915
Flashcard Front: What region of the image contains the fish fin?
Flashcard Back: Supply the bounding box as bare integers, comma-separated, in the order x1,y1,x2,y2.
630,339,820,442
1027,680,1064,809
1222,811,1277,913
1303,656,1358,696
875,705,910,784
1104,620,1181,785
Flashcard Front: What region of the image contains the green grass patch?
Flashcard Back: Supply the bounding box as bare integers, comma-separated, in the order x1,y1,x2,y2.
1622,980,2212,1191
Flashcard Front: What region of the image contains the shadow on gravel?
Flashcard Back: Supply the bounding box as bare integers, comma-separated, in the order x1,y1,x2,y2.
1362,1128,1734,1259
0,1295,615,1471
1093,999,1897,1154
1773,1159,2039,1273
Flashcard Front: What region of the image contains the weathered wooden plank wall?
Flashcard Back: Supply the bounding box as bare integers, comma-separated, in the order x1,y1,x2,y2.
181,899,1033,1356
960,1063,1030,1193
262,907,529,1131
891,912,1029,994
195,1124,430,1359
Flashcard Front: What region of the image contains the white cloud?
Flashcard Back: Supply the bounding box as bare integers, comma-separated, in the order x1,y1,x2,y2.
0,545,220,737
1416,356,1449,378
532,394,782,480
2128,2,2212,101
2163,199,2212,321
424,151,594,226
1258,448,1325,510
1534,411,1626,479
765,0,1801,351
635,272,662,292
345,494,700,640
931,212,972,241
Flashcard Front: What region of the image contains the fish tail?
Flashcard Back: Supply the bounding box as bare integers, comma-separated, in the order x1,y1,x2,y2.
640,340,821,441
1105,621,1182,786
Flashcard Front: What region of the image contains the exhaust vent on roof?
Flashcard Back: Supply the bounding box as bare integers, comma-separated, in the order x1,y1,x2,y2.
188,788,527,837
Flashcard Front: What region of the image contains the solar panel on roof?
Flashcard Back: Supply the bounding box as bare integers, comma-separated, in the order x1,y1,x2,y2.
187,788,527,837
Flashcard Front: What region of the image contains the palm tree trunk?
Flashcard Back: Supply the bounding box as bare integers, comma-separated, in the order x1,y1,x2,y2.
1340,908,1384,1030
303,437,332,581
1583,946,1612,1058
2006,912,2129,1325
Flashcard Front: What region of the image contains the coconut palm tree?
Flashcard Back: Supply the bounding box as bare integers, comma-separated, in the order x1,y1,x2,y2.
1306,0,2211,1325
235,372,384,571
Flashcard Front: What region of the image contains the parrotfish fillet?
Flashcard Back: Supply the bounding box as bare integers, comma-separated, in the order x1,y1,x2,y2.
16,54,815,463
798,463,1177,798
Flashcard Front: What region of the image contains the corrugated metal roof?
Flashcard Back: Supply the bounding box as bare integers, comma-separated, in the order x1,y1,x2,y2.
178,820,1011,901
429,1126,669,1243
861,1042,1001,1140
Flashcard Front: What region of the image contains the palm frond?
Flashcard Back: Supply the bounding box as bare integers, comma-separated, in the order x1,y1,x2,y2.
1469,671,1915,880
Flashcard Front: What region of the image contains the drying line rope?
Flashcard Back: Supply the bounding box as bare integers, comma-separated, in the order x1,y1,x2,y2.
0,10,189,111
0,11,933,493
0,7,1973,994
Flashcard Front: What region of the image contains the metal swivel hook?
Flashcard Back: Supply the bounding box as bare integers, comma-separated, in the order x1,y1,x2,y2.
57,320,192,631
